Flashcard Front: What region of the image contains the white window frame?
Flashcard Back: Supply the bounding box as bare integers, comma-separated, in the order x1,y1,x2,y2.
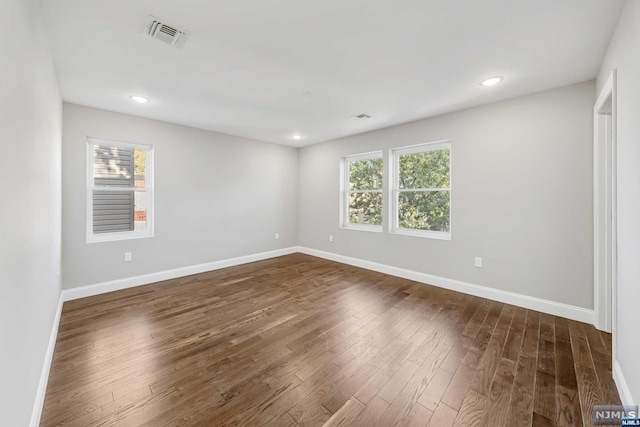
340,151,383,232
86,137,154,243
391,140,451,240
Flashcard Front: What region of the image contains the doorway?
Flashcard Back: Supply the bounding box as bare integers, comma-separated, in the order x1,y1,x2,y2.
593,70,617,352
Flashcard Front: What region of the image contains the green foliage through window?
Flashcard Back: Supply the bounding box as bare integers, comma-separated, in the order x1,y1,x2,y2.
346,156,383,226
396,146,450,233
134,149,146,176
399,150,449,189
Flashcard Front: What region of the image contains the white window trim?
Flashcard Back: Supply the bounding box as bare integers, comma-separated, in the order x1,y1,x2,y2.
390,140,451,240
340,151,383,232
86,137,155,243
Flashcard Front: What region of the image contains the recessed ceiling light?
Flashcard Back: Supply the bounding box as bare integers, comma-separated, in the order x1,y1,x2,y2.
130,95,150,103
292,135,302,140
480,76,503,87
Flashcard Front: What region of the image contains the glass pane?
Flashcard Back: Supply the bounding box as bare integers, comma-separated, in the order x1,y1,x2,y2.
92,189,147,234
134,148,146,187
134,189,148,231
398,191,450,232
399,149,449,189
349,157,383,190
93,189,134,234
348,192,382,226
93,144,134,187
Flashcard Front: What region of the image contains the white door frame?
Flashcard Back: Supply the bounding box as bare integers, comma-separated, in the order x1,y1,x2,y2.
593,70,617,346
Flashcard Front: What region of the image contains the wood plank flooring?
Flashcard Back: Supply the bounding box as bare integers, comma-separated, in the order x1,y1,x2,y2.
41,254,620,426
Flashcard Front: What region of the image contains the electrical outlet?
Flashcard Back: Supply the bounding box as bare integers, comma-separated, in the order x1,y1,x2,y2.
275,233,279,240
475,257,482,268
329,235,334,243
124,252,132,262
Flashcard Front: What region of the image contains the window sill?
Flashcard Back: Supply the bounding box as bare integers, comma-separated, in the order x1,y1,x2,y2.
390,228,451,240
87,231,154,244
340,224,383,233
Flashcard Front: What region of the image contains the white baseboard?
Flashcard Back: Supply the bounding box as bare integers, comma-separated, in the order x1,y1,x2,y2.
298,247,596,325
62,247,298,301
62,245,595,325
30,294,64,427
614,361,635,406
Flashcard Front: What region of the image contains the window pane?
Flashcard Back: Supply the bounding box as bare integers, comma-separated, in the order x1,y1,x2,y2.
93,145,134,187
134,148,146,187
398,191,450,232
349,157,383,190
134,189,148,231
349,192,382,226
93,190,134,234
399,149,449,189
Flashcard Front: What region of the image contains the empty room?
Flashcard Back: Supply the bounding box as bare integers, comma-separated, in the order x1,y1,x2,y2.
3,0,640,426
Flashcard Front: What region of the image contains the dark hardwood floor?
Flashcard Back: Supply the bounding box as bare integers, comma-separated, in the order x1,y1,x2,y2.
41,254,620,426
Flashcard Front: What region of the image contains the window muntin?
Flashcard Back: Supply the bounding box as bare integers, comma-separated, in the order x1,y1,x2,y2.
87,138,153,243
341,152,383,230
392,141,451,239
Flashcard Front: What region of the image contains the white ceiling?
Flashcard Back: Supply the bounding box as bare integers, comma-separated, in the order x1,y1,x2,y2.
41,0,624,147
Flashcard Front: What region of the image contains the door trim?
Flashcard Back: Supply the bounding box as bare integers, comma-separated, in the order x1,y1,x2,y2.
593,70,617,345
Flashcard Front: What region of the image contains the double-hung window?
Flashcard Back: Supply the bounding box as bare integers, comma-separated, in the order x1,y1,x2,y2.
341,152,383,231
87,138,154,243
391,141,451,239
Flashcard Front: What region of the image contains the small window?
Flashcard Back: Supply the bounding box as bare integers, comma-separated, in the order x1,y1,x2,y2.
341,152,383,231
87,138,154,243
391,141,451,239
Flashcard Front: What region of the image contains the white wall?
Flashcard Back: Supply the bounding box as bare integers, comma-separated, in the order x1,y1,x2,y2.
0,0,62,425
299,81,594,309
62,104,298,289
597,0,640,406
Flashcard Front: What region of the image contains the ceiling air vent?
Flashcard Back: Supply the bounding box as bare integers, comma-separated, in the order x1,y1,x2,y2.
351,113,372,119
143,16,190,48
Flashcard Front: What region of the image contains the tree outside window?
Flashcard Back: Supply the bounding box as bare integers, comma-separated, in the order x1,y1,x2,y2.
393,142,451,238
342,152,383,230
